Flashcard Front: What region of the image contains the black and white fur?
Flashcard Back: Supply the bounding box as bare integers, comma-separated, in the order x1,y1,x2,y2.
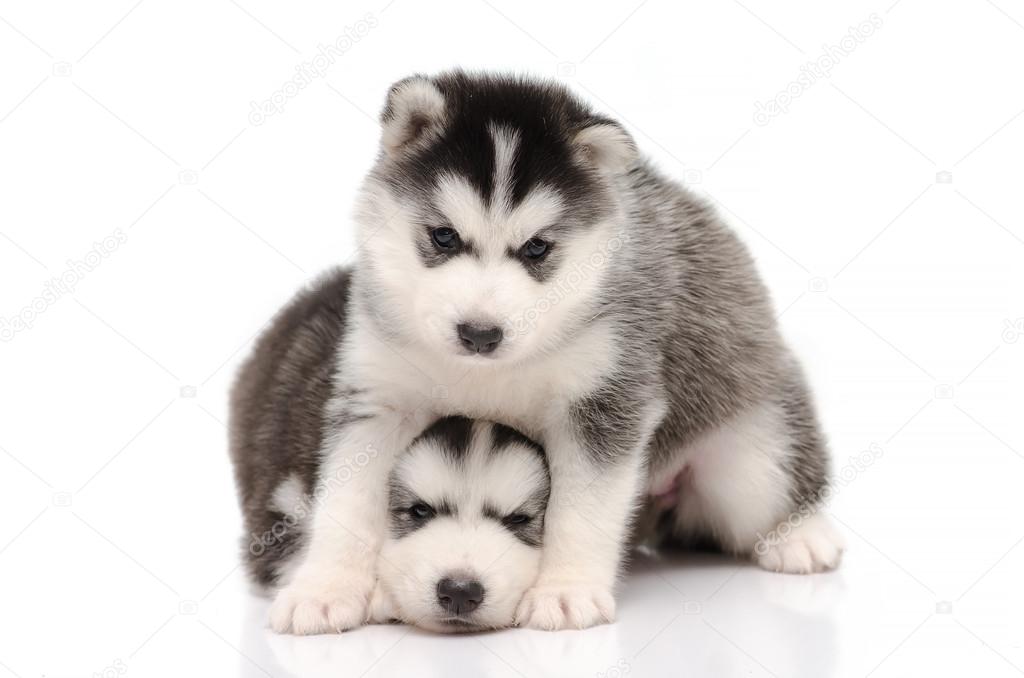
231,70,842,634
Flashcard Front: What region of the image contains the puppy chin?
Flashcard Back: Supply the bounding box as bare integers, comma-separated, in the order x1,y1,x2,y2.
385,591,516,633
417,617,483,633
452,346,504,362
412,612,512,634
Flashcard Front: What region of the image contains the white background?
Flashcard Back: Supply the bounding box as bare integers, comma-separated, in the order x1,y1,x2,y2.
1,1,1023,676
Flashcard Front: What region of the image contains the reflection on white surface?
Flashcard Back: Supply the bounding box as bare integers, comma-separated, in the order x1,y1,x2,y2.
238,550,844,678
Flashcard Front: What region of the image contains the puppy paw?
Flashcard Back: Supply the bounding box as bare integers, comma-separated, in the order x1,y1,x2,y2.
515,581,615,630
269,569,374,634
755,512,845,574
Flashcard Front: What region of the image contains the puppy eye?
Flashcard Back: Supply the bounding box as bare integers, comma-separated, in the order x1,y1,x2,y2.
502,513,530,526
521,238,549,260
409,503,436,520
430,227,460,251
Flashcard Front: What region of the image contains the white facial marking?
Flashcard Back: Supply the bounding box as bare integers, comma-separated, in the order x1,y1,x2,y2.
433,174,492,251
489,123,520,215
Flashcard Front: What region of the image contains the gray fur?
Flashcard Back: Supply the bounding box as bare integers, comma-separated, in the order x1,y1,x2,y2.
617,163,830,510
228,269,352,586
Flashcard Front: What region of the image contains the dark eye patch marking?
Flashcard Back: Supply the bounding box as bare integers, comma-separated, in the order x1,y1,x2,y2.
483,502,545,547
415,222,475,268
388,475,456,539
504,234,562,283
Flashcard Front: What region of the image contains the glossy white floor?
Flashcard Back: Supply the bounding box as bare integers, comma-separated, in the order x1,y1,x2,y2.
2,1,1022,676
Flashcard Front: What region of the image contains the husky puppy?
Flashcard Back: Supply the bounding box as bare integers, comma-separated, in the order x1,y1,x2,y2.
230,272,549,632
235,70,843,634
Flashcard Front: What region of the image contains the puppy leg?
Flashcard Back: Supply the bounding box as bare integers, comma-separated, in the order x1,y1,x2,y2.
516,391,663,631
515,444,641,630
269,413,419,634
664,402,844,573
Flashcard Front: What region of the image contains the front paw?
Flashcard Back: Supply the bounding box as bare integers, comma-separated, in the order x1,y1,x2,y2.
515,580,615,630
269,569,374,635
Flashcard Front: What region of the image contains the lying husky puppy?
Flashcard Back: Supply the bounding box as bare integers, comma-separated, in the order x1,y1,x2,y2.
230,272,549,632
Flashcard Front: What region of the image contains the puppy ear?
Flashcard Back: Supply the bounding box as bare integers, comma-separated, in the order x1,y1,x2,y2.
380,75,446,158
573,119,637,174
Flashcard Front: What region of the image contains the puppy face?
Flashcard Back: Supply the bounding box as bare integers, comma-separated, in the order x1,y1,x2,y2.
356,72,635,366
376,416,549,632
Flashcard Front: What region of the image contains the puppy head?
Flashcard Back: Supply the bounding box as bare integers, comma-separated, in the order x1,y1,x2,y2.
356,71,635,366
376,416,549,632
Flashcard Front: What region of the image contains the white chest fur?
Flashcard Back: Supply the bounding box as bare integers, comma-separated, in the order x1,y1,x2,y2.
340,314,621,431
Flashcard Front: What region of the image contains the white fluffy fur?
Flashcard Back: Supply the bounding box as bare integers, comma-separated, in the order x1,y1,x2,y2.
489,123,519,212
650,403,844,573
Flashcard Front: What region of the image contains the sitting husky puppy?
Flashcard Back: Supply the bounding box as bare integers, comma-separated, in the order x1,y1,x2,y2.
233,71,842,635
230,273,549,632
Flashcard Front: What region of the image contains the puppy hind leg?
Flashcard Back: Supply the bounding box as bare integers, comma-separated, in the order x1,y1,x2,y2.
667,403,844,573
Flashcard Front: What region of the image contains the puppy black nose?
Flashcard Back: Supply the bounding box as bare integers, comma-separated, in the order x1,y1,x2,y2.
437,577,485,615
457,324,503,354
